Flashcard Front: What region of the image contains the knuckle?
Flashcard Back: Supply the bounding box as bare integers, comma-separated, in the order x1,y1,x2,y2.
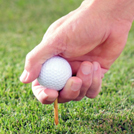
86,93,98,99
25,51,35,70
39,98,45,104
38,97,53,104
64,95,73,100
93,77,101,86
26,52,33,63
86,86,101,99
54,37,66,55
64,93,78,100
74,97,83,101
81,79,92,90
83,82,92,89
82,61,93,66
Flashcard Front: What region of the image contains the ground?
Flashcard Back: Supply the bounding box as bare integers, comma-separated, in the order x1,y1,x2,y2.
0,0,134,133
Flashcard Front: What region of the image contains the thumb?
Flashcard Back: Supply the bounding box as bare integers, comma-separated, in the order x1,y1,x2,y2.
20,35,66,83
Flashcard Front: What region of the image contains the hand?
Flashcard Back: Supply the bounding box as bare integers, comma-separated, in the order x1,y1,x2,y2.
20,0,134,104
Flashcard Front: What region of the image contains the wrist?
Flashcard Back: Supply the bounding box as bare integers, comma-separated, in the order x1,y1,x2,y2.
111,0,134,22
82,0,134,22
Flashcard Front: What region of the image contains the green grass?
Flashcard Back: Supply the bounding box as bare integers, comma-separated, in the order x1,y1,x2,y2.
0,0,134,133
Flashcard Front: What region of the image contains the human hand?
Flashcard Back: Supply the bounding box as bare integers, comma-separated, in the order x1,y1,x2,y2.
20,0,134,104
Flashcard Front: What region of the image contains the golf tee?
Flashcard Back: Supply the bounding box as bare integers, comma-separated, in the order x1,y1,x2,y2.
54,97,58,125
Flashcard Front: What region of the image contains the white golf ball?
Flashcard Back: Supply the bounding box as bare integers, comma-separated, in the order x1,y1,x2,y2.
37,56,72,91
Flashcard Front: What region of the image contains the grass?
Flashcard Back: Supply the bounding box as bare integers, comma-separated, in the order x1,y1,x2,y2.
0,0,134,133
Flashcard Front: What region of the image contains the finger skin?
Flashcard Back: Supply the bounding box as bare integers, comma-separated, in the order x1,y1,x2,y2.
32,80,58,104
74,61,93,101
58,77,82,103
86,62,102,98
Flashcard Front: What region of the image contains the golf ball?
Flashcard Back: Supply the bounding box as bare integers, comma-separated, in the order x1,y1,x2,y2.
37,56,72,91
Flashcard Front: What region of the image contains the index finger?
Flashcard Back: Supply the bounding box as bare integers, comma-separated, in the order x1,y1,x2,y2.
20,32,66,83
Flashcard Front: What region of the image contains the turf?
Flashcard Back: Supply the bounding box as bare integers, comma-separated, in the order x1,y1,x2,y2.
0,0,134,133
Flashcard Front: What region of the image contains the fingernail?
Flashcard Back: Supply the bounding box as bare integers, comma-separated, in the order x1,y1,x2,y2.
81,64,91,75
94,62,98,71
20,70,28,82
71,82,81,91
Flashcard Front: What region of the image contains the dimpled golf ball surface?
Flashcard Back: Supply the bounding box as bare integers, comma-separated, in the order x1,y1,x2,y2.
37,56,72,91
